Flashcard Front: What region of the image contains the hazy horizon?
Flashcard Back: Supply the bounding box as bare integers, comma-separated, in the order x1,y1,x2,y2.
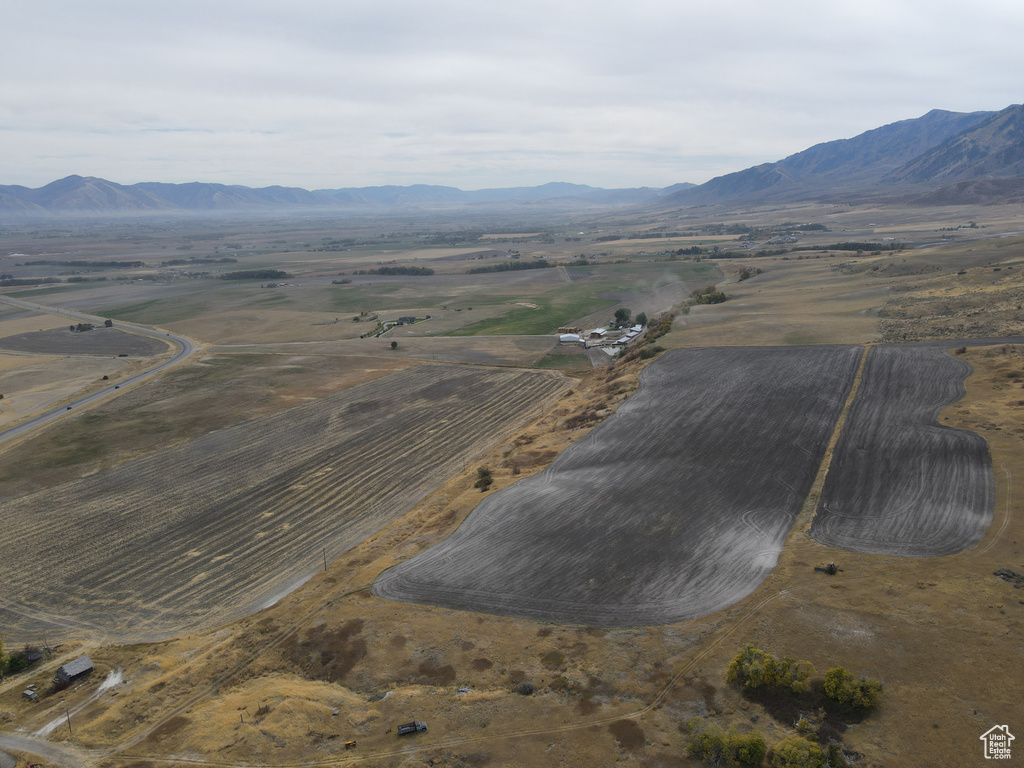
4,1,1023,190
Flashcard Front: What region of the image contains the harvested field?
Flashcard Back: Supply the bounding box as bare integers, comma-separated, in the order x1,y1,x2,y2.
375,345,862,626
811,344,994,556
0,364,571,642
213,335,558,367
0,355,131,427
0,327,169,356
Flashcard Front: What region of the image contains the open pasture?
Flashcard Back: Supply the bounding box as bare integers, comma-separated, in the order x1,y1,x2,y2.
375,345,861,626
0,363,570,643
811,343,995,556
0,355,132,428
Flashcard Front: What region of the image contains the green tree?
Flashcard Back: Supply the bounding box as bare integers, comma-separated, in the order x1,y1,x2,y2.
770,736,824,768
390,340,398,350
613,307,632,327
727,645,815,694
823,667,882,709
687,719,766,766
474,467,493,492
635,312,648,327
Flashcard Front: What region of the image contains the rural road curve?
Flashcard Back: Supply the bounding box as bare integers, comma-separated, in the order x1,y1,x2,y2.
0,295,199,446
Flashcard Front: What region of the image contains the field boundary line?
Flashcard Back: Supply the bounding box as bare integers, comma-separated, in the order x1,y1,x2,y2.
973,461,1013,557
798,344,870,535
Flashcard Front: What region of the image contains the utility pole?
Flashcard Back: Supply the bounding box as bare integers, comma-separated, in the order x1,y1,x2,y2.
323,547,328,572
66,708,72,735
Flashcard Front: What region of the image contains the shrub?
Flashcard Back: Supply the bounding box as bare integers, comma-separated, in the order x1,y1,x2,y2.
691,286,728,304
822,667,882,710
688,719,767,767
474,467,493,491
770,736,824,768
727,645,815,694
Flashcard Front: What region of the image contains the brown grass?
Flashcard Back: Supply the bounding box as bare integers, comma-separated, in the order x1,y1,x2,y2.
4,204,1024,768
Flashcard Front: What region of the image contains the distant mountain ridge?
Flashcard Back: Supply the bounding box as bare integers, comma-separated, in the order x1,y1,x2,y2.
665,107,1007,205
0,177,691,216
5,103,1024,216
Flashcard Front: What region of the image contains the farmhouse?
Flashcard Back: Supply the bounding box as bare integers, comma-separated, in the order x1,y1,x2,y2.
55,654,93,684
396,316,416,325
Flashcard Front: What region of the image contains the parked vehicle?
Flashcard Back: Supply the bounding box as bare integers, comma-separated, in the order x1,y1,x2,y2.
397,721,427,736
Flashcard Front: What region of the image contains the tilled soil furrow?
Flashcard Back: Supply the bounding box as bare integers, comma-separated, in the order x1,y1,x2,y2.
0,365,570,641
810,344,994,556
375,346,863,626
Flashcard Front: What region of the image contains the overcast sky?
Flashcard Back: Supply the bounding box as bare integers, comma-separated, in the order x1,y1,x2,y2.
3,0,1023,191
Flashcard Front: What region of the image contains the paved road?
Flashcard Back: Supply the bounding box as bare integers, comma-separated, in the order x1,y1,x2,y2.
0,295,198,445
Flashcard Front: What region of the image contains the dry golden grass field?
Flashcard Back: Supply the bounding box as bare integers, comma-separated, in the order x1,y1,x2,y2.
2,202,1024,768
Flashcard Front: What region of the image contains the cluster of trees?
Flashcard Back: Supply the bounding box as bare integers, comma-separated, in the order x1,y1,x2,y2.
688,720,767,766
794,242,905,253
727,645,881,710
354,266,435,276
0,277,61,287
467,260,551,274
23,259,144,268
220,269,290,281
691,286,728,304
689,645,882,767
727,645,816,694
160,257,237,266
737,266,763,281
0,638,39,677
823,667,882,709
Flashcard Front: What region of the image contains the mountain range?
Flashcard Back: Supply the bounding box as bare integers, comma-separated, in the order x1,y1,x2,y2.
2,103,1023,216
0,178,690,216
665,103,1024,206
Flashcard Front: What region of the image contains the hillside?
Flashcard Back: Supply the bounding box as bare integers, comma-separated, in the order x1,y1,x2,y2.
885,103,1024,184
665,108,996,205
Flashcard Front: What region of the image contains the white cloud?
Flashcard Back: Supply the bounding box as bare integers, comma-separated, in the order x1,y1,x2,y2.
2,0,1023,189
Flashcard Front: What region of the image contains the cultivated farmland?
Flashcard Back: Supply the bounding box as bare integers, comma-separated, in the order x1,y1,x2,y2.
811,344,995,556
0,364,570,643
375,345,862,626
0,327,169,356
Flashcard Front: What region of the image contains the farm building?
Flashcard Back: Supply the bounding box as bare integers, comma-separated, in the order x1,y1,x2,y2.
559,333,582,344
614,325,644,346
55,654,93,684
396,316,416,325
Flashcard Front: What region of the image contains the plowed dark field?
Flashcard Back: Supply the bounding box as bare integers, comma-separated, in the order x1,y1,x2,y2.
375,346,862,626
811,344,994,556
0,327,169,356
0,365,570,642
